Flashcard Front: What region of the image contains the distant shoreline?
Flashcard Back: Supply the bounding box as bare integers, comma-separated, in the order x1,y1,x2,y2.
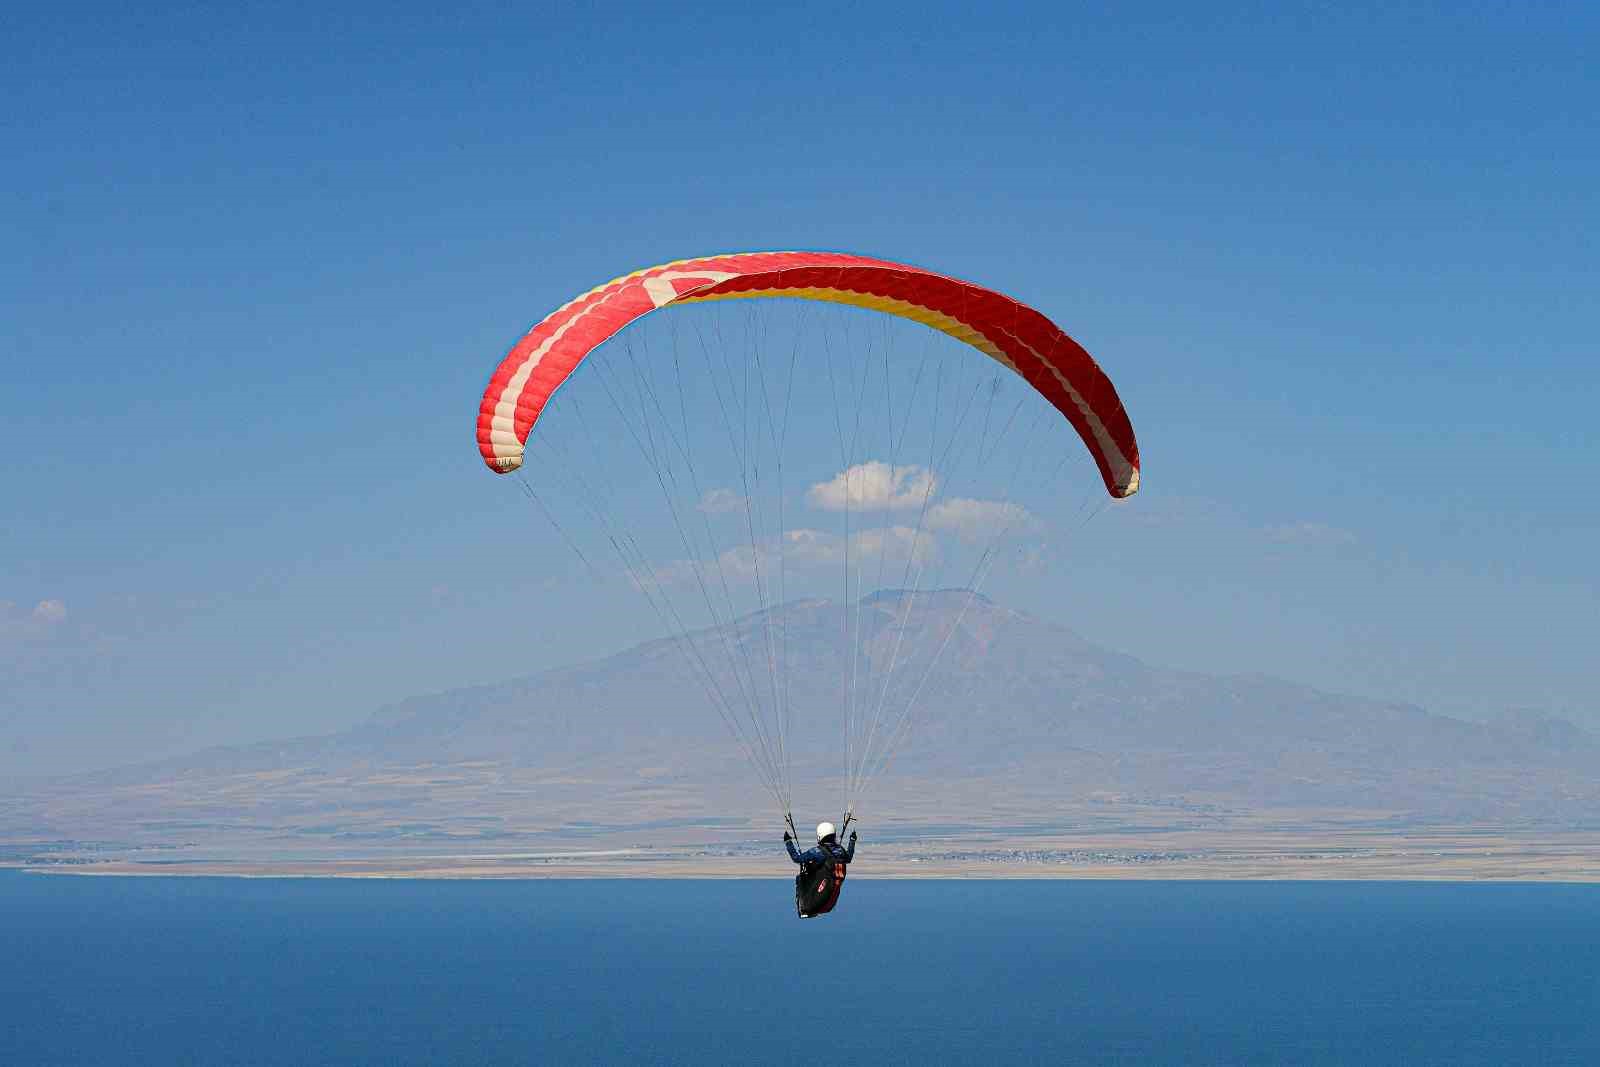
14,868,1600,882
11,827,1600,882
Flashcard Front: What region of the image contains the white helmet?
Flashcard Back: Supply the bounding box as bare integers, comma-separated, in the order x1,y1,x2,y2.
816,821,836,842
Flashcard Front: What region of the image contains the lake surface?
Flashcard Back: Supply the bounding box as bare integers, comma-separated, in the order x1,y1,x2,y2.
2,871,1597,1064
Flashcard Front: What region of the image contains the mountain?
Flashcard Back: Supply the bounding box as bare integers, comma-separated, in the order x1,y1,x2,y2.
6,591,1599,851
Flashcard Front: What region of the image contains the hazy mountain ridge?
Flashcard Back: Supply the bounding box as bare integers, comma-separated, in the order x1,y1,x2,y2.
7,591,1599,842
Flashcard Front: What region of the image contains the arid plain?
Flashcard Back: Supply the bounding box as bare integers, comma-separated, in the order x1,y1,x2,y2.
7,595,1598,882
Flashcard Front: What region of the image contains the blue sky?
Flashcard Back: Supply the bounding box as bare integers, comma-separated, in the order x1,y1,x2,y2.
3,2,1596,776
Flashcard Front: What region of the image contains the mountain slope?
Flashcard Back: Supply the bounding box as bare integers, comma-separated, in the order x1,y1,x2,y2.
7,591,1599,844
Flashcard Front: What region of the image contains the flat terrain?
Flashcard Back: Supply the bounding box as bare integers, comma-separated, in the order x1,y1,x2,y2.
11,824,1600,881
7,597,1598,882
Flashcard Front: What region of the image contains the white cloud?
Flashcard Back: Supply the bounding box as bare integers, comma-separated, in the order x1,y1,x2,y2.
778,528,832,564
1262,521,1357,547
806,462,936,512
697,488,747,514
32,599,67,624
643,526,938,589
1,599,67,640
925,498,1034,543
760,525,938,571
833,526,938,567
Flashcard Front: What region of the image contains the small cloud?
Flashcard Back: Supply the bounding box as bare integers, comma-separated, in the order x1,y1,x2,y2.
643,526,938,588
1,598,68,640
32,599,67,624
697,488,747,514
780,528,832,562
840,525,938,567
1262,521,1357,547
752,525,939,571
806,462,936,512
778,526,937,568
926,498,1034,543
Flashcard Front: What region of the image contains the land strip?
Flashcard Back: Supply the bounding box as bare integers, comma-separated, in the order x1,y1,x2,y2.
9,828,1599,881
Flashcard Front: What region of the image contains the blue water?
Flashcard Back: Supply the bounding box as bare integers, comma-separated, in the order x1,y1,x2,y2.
2,872,1597,1064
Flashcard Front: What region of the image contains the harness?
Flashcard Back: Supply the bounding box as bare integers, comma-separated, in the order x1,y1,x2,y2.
817,859,847,914
797,844,848,917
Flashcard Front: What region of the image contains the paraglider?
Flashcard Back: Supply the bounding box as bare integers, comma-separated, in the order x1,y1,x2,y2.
475,251,1139,917
786,821,858,918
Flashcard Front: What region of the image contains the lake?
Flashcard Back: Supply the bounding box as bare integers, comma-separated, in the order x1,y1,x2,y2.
2,872,1597,1064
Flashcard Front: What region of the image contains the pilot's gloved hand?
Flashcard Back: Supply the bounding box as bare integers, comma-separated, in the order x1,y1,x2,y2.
849,830,858,845
783,831,793,843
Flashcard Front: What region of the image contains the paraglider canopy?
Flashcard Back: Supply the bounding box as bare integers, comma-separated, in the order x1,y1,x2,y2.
478,251,1139,500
